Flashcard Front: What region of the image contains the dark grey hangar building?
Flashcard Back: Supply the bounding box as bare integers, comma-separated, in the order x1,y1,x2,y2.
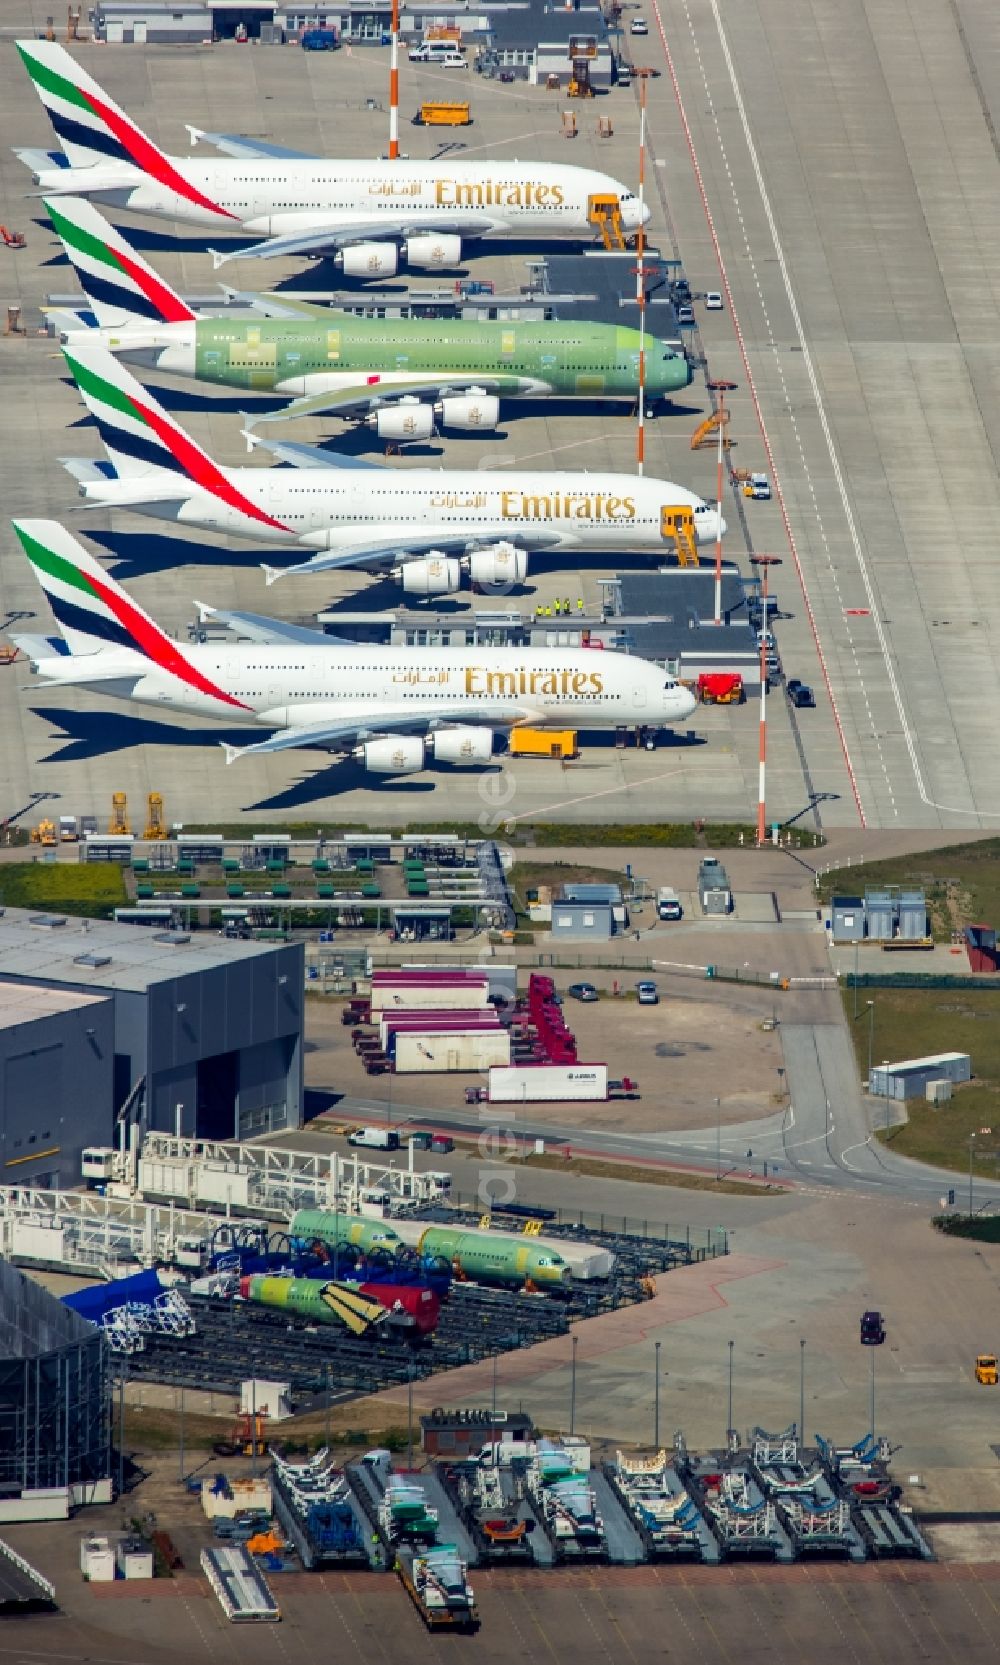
0,910,303,1182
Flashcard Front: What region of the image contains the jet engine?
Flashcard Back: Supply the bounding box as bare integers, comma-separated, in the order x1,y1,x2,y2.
356,736,426,774
437,392,501,432
467,543,529,589
431,727,495,765
398,554,463,596
404,234,462,269
337,242,399,278
364,399,435,443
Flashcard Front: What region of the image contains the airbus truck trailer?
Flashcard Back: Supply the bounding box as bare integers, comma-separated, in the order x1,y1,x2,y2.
465,1064,639,1104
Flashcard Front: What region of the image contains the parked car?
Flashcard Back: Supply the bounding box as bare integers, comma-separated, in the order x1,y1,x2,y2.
676,304,695,326
705,290,723,310
567,982,599,1002
636,981,659,1005
617,63,633,86
860,1310,885,1346
672,277,692,304
786,679,816,708
630,15,649,33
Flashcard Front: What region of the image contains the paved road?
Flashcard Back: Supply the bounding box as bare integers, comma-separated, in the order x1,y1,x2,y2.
334,1021,1000,1211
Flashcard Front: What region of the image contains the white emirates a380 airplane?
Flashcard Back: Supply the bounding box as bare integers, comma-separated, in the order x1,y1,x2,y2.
61,344,727,590
12,521,698,770
17,39,648,272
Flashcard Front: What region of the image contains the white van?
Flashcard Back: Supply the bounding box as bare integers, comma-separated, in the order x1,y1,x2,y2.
435,50,467,67
409,40,463,61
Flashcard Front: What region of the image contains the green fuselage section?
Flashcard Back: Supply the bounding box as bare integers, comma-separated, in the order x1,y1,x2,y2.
191,314,690,401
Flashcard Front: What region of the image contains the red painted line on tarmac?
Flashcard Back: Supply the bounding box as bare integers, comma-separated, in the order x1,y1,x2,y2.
648,0,866,829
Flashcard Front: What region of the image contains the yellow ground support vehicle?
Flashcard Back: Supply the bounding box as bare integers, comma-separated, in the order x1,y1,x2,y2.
975,1354,998,1384
416,102,471,126
509,728,578,759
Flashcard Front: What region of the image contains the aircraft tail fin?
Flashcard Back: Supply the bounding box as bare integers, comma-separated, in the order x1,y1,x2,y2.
13,518,161,659
17,38,157,173
45,195,196,329
62,343,290,533
17,40,236,222
13,519,250,711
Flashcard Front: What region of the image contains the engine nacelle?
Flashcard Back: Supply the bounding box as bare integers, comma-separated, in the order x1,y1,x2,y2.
399,554,463,596
337,241,399,278
467,543,529,589
437,392,501,432
357,736,426,774
366,400,435,443
404,233,462,269
431,727,495,765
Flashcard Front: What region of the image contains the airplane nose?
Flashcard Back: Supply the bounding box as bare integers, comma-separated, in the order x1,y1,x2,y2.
681,688,697,719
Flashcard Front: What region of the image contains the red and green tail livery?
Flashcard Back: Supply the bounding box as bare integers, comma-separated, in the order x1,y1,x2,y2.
17,40,235,219
63,344,290,531
12,520,249,709
45,196,196,328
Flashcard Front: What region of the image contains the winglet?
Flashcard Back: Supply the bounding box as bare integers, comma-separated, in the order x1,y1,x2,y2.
241,426,261,452
261,564,283,587
221,742,243,765
209,248,228,271
186,125,206,147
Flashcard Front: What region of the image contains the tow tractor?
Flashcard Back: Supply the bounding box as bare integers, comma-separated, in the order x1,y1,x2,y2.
975,1354,998,1385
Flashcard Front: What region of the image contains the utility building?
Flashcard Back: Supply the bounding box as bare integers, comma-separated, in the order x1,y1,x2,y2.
0,911,303,1147
0,981,114,1190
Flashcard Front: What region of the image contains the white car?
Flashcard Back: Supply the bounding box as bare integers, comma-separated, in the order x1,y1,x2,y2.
636,981,659,1005
630,15,649,33
705,291,723,310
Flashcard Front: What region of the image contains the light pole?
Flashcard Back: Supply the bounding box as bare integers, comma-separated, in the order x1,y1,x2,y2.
324,1361,332,1454
969,1133,977,1218
654,1341,661,1449
178,1383,185,1484
407,1364,414,1471
853,938,859,1020
869,1345,876,1443
491,1350,498,1426
799,1339,805,1448
865,1000,875,1086
727,1339,735,1443
749,554,782,846
715,1097,722,1180
570,1334,579,1436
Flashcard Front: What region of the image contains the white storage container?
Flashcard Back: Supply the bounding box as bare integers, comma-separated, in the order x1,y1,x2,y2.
80,1536,116,1582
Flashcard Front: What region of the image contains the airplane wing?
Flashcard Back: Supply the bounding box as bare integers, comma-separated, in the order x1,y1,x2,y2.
246,375,520,430
261,535,483,584
194,603,352,647
222,291,342,320
242,433,387,468
210,215,495,268
185,127,319,161
222,704,517,764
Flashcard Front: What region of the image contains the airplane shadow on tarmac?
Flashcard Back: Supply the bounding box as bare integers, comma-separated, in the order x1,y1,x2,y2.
83,529,249,581
31,706,249,763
